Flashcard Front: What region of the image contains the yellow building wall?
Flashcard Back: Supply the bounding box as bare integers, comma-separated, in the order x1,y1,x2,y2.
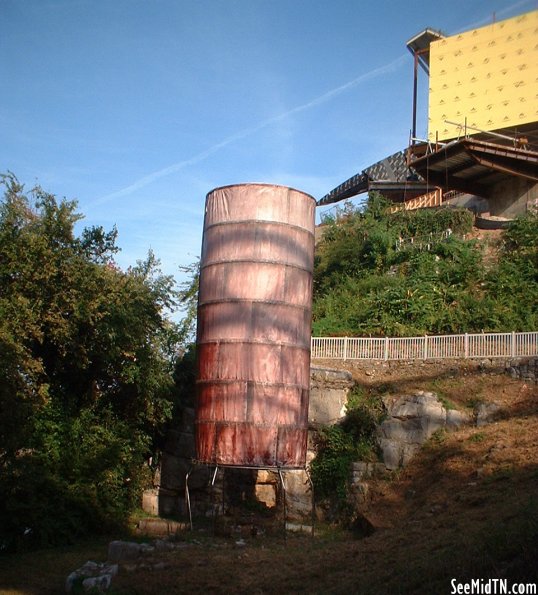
428,10,538,142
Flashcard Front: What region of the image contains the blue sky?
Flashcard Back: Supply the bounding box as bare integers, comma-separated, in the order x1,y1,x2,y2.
2,0,535,299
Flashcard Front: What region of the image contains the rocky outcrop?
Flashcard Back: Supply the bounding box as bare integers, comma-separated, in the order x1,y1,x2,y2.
282,450,317,523
378,391,472,470
309,366,354,426
270,368,352,524
475,402,502,427
65,561,118,593
506,357,538,384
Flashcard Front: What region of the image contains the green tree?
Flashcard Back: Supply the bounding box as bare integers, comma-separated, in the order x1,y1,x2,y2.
176,259,200,345
0,174,180,549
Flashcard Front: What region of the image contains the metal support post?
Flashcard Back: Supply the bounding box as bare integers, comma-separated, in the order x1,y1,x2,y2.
185,467,193,531
277,467,287,538
304,466,315,537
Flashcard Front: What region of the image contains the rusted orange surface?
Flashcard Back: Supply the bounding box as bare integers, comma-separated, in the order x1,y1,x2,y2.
195,184,315,468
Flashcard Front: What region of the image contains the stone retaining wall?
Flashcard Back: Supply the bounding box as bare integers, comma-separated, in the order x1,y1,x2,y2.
506,357,538,384
143,366,354,523
143,358,535,525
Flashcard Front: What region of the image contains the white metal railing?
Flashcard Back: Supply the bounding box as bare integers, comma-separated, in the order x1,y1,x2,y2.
311,332,538,361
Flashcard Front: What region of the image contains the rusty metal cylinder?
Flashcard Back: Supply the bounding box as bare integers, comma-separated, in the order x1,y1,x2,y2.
195,183,315,468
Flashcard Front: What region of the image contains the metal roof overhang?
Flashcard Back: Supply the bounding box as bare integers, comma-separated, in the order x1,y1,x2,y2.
410,139,538,197
317,172,369,206
406,28,445,73
316,176,433,206
317,148,422,206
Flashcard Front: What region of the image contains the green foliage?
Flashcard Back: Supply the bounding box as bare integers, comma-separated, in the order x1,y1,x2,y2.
313,194,538,336
172,344,197,410
310,425,358,501
311,387,381,503
176,260,200,345
0,174,181,550
341,386,384,444
1,405,149,549
427,428,447,448
482,212,538,331
502,210,538,254
390,204,474,237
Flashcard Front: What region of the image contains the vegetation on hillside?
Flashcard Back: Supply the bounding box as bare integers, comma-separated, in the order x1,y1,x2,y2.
313,193,538,336
0,175,184,550
310,386,382,507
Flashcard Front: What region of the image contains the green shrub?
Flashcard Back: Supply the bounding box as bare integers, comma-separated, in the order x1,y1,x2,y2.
0,174,179,551
313,192,538,336
310,387,382,504
310,425,358,501
0,404,151,551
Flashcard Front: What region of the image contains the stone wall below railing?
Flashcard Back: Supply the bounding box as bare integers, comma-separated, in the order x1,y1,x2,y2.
142,366,354,524
506,358,538,384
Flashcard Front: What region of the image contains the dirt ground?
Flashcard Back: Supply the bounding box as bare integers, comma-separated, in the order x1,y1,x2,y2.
1,359,537,594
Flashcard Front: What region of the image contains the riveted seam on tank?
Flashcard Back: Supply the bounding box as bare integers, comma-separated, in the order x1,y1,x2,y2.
195,421,308,430
197,298,312,309
195,379,310,389
195,340,311,351
199,259,314,273
202,219,315,236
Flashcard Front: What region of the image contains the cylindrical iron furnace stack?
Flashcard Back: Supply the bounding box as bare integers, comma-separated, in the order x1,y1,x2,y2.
195,183,315,468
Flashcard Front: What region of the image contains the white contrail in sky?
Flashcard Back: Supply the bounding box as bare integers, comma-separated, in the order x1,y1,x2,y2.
89,0,536,208
90,53,408,207
459,0,535,30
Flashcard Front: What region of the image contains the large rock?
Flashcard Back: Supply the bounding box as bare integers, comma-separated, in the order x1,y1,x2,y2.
81,575,112,593
107,540,154,562
255,483,277,508
378,391,470,470
160,453,190,490
282,469,313,522
65,561,118,593
476,402,501,426
309,366,354,426
141,488,159,516
254,469,278,508
446,408,471,429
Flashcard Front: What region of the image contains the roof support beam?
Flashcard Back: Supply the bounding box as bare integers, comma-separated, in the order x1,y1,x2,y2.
418,170,490,197
471,154,538,182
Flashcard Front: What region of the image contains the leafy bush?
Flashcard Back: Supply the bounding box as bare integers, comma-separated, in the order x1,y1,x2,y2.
310,387,381,503
313,192,538,336
310,424,358,501
502,210,538,254
0,174,180,550
390,204,474,237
